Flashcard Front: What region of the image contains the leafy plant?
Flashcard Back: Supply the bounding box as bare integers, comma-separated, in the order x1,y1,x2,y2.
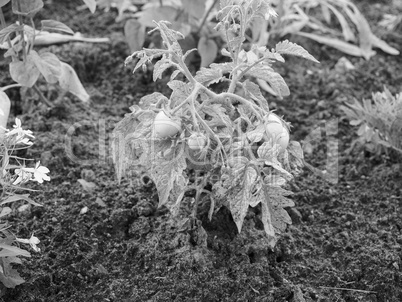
0,0,91,105
0,112,49,288
341,87,402,155
94,0,221,67
265,0,400,59
113,0,318,247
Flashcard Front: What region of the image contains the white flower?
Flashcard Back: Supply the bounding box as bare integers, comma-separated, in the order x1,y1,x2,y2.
15,234,41,252
31,162,50,184
6,118,34,145
13,161,50,185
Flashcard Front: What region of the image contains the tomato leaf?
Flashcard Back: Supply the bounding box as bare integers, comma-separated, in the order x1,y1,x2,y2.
153,58,173,81
245,66,290,99
275,40,319,63
242,80,270,112
0,256,26,288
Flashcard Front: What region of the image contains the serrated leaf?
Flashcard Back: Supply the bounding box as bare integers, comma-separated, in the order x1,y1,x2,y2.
194,63,233,86
243,80,270,111
153,59,173,81
150,149,187,208
198,36,218,68
112,109,155,181
138,92,168,109
245,66,290,98
58,62,89,102
9,55,40,87
262,185,294,248
247,124,265,143
41,20,74,35
12,0,43,17
230,166,257,233
0,257,26,288
30,51,62,84
168,80,191,107
275,40,319,63
0,242,30,258
124,19,145,53
194,67,223,86
82,0,96,13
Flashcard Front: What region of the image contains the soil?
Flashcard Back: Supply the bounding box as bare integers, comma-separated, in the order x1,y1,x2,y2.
0,0,401,301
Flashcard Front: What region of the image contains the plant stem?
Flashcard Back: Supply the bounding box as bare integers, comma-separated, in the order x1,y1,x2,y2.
33,85,53,107
196,0,219,35
0,8,13,50
28,17,36,54
1,84,22,92
0,8,6,29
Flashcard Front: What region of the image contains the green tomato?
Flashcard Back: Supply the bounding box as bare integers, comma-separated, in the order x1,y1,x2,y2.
188,133,206,150
264,113,289,152
154,111,182,138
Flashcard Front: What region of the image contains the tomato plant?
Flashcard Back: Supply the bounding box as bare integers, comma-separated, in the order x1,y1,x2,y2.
113,0,319,248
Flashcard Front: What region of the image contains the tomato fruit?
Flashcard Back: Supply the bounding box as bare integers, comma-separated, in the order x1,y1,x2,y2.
188,133,206,150
154,111,182,138
264,113,289,152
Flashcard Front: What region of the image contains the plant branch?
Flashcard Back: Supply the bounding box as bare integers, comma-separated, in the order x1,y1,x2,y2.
196,0,219,35
33,85,53,107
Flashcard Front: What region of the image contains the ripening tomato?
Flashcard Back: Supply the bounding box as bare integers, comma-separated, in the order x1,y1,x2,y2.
154,111,182,138
188,133,206,150
264,113,289,152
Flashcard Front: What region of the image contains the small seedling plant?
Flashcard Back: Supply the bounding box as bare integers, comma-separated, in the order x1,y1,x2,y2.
0,114,49,288
113,0,318,247
341,87,402,155
0,0,90,104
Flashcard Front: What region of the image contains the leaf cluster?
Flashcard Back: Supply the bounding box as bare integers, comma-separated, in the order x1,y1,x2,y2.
266,0,399,59
0,0,90,103
113,0,317,248
341,87,402,155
